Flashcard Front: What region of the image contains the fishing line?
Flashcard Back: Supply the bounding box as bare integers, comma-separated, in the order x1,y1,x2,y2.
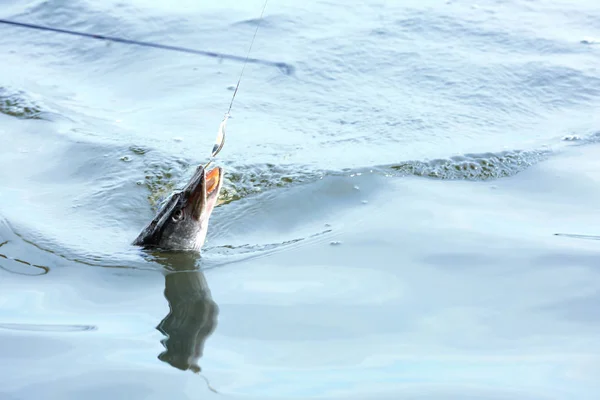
227,0,270,116
205,0,270,167
0,18,292,74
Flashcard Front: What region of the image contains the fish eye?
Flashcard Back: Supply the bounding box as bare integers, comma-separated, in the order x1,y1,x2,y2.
172,209,184,222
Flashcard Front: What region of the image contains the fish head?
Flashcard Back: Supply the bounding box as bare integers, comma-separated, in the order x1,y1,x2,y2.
133,165,224,252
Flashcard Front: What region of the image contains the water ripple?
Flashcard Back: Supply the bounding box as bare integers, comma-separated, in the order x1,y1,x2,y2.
0,323,97,332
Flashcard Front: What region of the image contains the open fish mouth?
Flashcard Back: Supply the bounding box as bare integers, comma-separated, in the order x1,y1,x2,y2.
205,167,221,197
191,166,223,220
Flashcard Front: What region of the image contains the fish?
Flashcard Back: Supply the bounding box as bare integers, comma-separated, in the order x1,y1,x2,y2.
132,165,224,252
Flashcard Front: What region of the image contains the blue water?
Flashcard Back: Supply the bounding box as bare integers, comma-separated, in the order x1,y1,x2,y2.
1,0,600,399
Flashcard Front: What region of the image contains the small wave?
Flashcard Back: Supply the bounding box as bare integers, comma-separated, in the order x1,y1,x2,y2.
202,228,333,270
561,131,600,146
581,37,600,45
15,0,130,36
120,146,303,211
554,233,600,241
0,323,97,332
109,127,596,229
218,131,600,199
140,154,192,211
395,9,578,56
231,14,300,31
214,148,550,201
217,162,328,205
0,87,46,120
140,132,600,209
380,149,551,181
133,147,326,209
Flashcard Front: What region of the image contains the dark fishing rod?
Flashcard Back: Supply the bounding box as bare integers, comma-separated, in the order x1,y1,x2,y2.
0,18,293,75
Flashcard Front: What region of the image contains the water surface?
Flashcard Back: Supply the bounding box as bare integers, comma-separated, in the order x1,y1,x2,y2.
1,0,600,399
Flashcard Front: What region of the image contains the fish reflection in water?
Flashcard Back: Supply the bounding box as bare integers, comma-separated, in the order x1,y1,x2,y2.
152,252,219,374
